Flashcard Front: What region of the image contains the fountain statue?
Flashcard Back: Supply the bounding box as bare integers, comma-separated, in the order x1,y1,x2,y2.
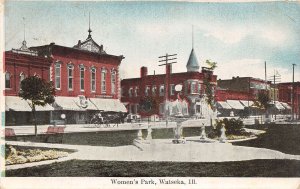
146,126,152,140
200,123,207,140
137,129,143,140
219,123,227,143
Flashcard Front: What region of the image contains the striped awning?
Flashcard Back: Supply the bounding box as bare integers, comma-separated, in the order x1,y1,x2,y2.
5,96,54,111
226,100,245,110
216,101,232,109
89,98,127,112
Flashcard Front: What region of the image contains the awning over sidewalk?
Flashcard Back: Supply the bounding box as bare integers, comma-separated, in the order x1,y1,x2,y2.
5,96,54,111
280,102,292,110
89,98,127,112
54,96,85,111
239,100,255,107
5,96,31,111
273,101,285,110
216,101,232,109
226,100,245,110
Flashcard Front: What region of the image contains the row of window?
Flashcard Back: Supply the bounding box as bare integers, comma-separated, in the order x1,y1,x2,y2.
5,72,28,89
124,84,176,98
55,63,117,94
123,81,202,98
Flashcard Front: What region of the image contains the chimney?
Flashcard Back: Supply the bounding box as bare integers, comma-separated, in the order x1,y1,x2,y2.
140,66,148,78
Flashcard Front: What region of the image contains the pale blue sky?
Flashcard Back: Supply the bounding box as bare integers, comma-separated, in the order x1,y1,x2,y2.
5,1,300,82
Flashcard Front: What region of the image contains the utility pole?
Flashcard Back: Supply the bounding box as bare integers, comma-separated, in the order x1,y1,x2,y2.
268,70,281,120
292,64,296,121
159,53,177,127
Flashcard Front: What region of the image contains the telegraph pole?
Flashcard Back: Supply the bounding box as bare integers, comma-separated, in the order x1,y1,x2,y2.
268,70,281,120
292,64,296,121
159,53,177,127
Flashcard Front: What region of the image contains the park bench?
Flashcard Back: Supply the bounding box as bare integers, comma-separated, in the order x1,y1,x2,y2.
5,128,16,137
44,126,66,143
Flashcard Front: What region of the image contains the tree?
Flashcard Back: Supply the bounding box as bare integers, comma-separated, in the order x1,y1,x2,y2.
254,91,271,122
203,60,217,109
19,76,55,136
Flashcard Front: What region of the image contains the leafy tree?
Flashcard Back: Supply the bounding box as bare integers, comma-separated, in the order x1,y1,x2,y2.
254,91,270,112
19,76,55,136
203,60,217,109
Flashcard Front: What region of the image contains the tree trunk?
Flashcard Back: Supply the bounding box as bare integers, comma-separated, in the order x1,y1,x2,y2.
32,103,37,137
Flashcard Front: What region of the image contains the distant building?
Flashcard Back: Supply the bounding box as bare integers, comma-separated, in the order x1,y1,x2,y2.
216,77,271,117
278,82,300,120
121,48,217,118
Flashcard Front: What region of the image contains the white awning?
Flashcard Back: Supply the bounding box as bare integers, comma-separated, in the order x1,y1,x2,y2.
281,102,292,110
89,98,127,112
5,96,31,111
226,100,245,110
274,101,285,110
239,100,254,107
216,101,232,109
54,96,85,111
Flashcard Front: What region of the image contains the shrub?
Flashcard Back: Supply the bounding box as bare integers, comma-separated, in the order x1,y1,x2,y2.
215,118,244,136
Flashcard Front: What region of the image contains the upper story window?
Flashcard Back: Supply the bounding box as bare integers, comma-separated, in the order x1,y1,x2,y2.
190,81,198,94
55,62,61,89
79,65,85,91
101,68,107,93
145,86,150,96
111,70,116,95
134,87,139,97
5,72,11,89
67,64,74,90
152,86,157,96
198,83,201,94
170,84,175,95
19,73,25,90
128,87,133,97
159,85,165,96
91,67,96,92
121,87,125,97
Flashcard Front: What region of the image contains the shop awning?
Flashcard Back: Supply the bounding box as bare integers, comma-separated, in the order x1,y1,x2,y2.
54,96,85,111
239,100,255,107
89,98,127,112
226,100,245,110
274,101,285,110
5,96,31,111
280,102,292,110
216,101,232,109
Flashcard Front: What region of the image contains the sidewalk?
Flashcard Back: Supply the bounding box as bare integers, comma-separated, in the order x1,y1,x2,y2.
5,139,300,170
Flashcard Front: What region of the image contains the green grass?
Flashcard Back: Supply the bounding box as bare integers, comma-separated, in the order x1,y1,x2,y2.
235,124,300,155
5,159,300,177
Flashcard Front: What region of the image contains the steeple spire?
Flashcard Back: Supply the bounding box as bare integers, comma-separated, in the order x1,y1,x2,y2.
192,25,194,49
20,17,28,50
88,12,92,39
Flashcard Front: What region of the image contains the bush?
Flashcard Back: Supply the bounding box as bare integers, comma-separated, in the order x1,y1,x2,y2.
215,118,244,136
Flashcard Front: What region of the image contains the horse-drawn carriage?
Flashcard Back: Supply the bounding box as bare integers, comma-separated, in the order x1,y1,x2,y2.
89,111,128,128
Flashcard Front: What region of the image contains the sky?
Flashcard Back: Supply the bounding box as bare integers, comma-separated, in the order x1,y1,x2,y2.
4,1,300,82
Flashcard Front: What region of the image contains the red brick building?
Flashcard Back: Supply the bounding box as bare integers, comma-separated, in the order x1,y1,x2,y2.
5,29,126,125
29,30,126,124
121,49,217,118
4,41,53,125
278,82,300,120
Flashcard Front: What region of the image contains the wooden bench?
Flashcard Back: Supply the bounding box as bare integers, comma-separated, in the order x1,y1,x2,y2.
44,126,66,143
46,126,65,134
5,128,16,137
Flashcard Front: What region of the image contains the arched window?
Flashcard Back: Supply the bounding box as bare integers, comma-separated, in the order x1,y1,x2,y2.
91,67,96,92
19,73,25,90
101,68,107,93
5,72,11,89
111,70,116,95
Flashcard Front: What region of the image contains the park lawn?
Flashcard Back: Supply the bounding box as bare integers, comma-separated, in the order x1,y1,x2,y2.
5,159,300,177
